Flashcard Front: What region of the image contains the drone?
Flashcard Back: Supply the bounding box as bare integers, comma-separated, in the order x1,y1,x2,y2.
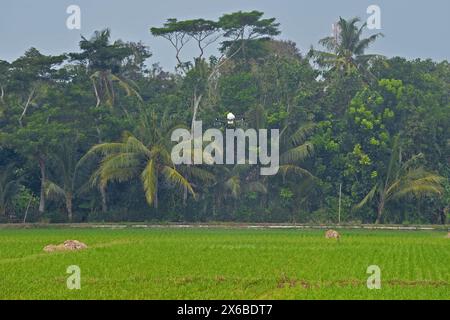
214,112,246,128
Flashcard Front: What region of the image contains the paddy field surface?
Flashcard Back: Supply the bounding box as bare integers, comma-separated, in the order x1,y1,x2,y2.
0,227,448,300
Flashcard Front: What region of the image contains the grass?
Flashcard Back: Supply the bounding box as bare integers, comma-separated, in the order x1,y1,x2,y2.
0,227,448,300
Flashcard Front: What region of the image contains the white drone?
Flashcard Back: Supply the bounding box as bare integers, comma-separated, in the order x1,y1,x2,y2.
215,112,245,127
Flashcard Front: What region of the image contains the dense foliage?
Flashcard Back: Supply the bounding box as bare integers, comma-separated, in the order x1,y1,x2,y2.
0,12,448,224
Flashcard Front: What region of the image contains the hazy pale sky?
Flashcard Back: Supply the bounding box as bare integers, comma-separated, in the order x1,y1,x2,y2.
1,0,449,70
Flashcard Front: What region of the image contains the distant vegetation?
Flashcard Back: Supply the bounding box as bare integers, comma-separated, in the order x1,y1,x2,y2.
0,12,449,224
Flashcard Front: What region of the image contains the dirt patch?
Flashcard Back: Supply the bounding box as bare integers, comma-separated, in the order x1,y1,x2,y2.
276,277,449,290
277,274,313,289
325,230,341,239
386,279,449,288
43,240,87,252
215,275,226,283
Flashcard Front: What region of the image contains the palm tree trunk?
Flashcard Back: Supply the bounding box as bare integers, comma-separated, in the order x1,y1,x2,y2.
107,76,115,106
23,198,32,223
202,196,208,216
183,187,188,206
95,130,108,213
376,198,385,224
99,185,108,212
154,184,159,210
66,193,73,222
93,80,101,108
38,157,46,214
212,200,217,218
442,206,449,225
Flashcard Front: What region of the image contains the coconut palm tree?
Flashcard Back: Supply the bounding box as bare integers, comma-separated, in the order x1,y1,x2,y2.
44,144,87,222
245,104,315,180
311,17,383,79
85,113,197,209
210,165,267,216
355,137,445,224
70,29,142,108
278,122,316,180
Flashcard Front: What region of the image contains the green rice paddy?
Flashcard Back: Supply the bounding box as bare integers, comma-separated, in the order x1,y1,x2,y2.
0,227,448,300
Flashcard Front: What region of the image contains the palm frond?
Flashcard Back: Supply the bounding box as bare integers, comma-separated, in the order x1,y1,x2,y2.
162,166,196,199
281,142,314,164
354,33,384,55
392,173,445,199
354,184,378,210
279,165,314,180
124,134,151,157
85,142,126,158
245,181,267,194
386,136,401,184
141,159,158,205
44,181,66,200
96,153,141,187
151,144,172,165
290,123,317,145
392,183,444,199
109,74,143,102
179,166,215,183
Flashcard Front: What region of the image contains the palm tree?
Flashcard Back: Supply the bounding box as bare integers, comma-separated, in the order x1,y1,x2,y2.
0,164,22,216
276,122,317,222
311,17,383,79
278,122,316,180
245,104,315,180
85,113,196,209
355,137,445,224
70,29,142,108
44,144,87,222
210,165,267,216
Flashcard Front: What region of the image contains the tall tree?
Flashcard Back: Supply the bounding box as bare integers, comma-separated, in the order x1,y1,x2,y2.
151,11,281,130
70,29,145,108
311,17,383,79
9,48,65,127
1,49,65,214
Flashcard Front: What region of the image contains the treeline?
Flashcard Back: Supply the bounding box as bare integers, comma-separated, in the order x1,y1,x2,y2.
0,12,449,224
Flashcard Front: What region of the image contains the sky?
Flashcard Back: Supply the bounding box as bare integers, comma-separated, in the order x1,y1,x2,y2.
1,0,449,71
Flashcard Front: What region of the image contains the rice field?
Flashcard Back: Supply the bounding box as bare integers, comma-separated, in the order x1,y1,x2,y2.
0,227,448,300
